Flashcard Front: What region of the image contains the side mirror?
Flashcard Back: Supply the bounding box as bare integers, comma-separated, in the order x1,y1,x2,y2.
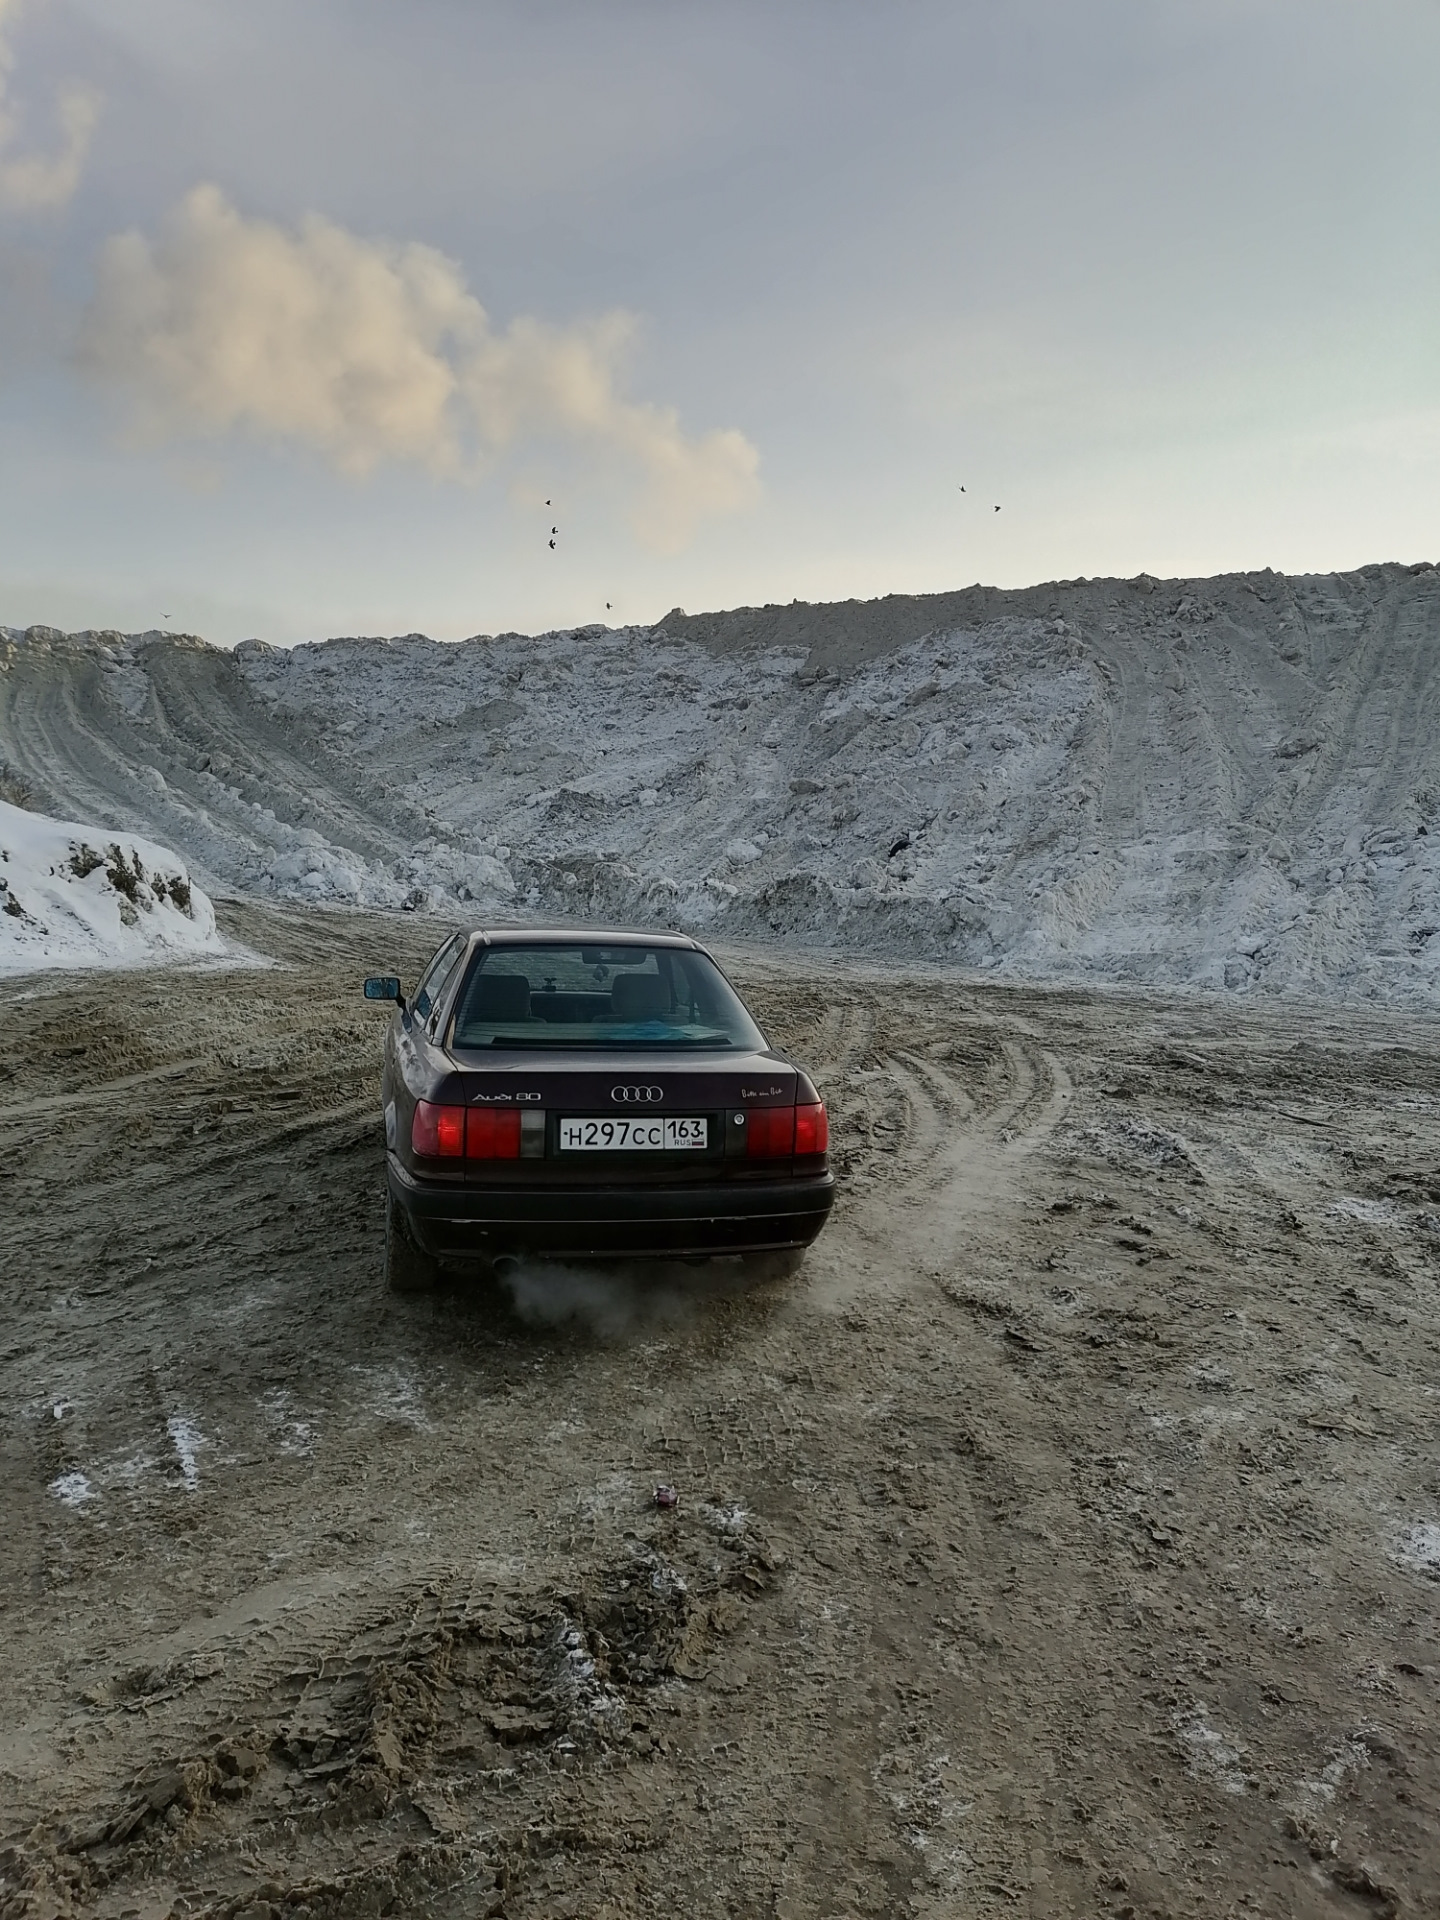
364,975,404,1009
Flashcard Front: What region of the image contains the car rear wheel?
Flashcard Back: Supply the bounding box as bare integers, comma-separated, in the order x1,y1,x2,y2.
385,1191,439,1294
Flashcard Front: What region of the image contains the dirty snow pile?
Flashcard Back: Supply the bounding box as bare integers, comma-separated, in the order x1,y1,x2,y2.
4,558,1440,999
0,797,222,976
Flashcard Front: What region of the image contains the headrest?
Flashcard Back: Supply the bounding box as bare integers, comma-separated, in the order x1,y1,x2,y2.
469,972,531,1021
610,972,669,1022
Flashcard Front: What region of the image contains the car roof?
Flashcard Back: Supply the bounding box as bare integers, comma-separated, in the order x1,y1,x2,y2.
465,926,700,950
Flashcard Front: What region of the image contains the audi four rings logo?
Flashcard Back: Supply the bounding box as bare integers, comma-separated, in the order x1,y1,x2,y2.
611,1084,664,1104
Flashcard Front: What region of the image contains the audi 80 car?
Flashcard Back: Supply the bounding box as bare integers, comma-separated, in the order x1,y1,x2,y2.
365,928,834,1291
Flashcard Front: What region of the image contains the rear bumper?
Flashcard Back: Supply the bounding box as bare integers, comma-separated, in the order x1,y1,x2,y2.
388,1154,835,1261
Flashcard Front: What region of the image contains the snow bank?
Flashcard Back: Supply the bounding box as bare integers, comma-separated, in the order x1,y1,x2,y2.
4,560,1440,1001
0,798,223,976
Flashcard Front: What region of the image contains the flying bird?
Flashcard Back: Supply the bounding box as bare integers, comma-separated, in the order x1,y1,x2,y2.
958,485,965,493
548,537,556,550
606,602,612,610
994,505,1001,513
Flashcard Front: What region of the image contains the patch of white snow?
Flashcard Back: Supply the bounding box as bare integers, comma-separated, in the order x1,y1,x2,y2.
1395,1521,1440,1576
166,1414,206,1491
0,798,223,977
49,1471,96,1508
1329,1196,1399,1225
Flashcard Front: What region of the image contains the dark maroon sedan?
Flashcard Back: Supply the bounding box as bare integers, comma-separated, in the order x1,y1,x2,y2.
365,928,834,1291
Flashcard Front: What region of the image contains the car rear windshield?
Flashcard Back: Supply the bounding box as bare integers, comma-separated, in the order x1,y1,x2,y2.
448,943,766,1050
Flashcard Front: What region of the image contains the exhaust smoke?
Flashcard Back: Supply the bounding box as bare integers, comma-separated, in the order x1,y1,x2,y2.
496,1255,762,1341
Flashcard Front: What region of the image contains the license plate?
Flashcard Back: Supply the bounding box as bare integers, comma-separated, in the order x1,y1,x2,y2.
558,1116,708,1151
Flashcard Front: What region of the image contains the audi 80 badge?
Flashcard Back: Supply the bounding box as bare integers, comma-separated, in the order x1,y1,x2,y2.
364,927,834,1292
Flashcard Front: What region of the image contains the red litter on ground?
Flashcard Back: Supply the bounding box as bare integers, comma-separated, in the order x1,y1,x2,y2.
654,1484,679,1509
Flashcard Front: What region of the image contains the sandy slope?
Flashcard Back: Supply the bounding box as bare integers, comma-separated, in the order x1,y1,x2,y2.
2,902,1437,1918
3,560,1440,997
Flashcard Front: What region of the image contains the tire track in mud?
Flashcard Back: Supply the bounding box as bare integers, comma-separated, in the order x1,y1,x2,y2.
889,1035,1068,1196
804,997,876,1074
1256,575,1440,856
0,636,425,895
1088,632,1150,844
808,995,1074,1308
809,1000,846,1064
1278,582,1410,842
142,644,417,865
0,651,136,828
0,1057,214,1125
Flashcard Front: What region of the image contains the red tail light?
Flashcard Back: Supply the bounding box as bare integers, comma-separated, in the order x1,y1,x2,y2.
413,1099,464,1157
466,1106,521,1160
746,1106,796,1157
794,1100,828,1155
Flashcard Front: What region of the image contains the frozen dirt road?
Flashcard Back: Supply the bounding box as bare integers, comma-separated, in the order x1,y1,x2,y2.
2,903,1438,1920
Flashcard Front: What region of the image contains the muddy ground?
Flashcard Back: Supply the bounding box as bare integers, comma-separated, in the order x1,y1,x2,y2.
2,904,1438,1920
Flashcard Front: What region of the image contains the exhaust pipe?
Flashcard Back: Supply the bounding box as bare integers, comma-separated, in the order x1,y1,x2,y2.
492,1253,520,1282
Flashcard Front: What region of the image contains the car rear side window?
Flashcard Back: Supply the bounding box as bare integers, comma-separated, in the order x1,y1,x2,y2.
448,943,765,1050
413,934,465,1025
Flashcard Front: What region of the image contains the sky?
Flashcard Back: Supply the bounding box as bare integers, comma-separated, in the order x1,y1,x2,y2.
0,0,1437,645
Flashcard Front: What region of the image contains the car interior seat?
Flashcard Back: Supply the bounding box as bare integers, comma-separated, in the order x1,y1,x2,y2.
464,972,531,1024
610,972,670,1022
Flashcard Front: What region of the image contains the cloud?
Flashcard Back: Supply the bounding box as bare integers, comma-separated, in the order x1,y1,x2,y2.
79,185,760,550
0,0,99,213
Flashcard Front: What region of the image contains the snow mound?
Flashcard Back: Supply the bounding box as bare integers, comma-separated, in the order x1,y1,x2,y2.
0,799,223,976
6,560,1440,1000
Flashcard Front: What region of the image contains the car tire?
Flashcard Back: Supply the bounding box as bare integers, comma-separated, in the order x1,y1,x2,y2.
385,1191,439,1294
742,1247,806,1282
